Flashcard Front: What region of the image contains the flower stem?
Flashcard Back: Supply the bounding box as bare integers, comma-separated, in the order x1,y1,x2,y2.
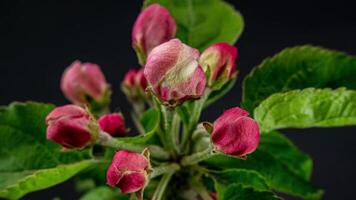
97,131,170,160
151,171,175,200
180,146,215,166
181,88,212,153
162,106,180,156
191,178,213,200
149,163,180,179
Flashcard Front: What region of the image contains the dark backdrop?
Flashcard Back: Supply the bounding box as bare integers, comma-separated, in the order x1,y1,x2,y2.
1,1,356,199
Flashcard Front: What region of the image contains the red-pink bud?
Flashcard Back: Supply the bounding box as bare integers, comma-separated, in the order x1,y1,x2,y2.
122,68,148,100
123,69,138,88
209,192,217,200
46,105,98,149
199,43,238,87
198,192,217,200
135,69,148,91
107,150,149,193
98,113,127,136
211,107,260,157
144,39,206,105
132,4,177,64
61,60,109,105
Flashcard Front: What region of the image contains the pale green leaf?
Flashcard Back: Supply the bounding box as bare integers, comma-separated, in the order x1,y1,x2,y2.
243,45,356,113
254,88,356,132
0,160,93,199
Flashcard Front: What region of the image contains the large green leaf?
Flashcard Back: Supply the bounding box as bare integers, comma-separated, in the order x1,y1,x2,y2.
222,184,282,200
259,131,312,181
243,45,356,113
254,88,356,132
144,0,244,51
203,151,323,199
0,102,94,199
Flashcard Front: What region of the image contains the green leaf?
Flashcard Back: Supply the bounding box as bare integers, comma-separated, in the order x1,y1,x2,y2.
222,184,282,200
204,77,237,108
203,151,324,199
259,131,313,181
176,100,194,125
80,186,129,200
210,169,269,200
113,108,160,146
140,108,160,134
0,102,94,199
254,88,356,132
144,0,244,51
243,45,356,113
210,169,269,190
1,160,94,199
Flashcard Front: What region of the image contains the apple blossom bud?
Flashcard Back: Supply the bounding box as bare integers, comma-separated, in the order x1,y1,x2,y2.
122,68,148,100
46,105,98,149
144,39,206,105
132,4,177,65
98,113,127,136
107,150,149,194
199,43,238,88
61,60,110,106
211,107,260,157
209,192,217,200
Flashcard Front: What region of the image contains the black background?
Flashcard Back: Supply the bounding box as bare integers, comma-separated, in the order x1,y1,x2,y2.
1,0,356,199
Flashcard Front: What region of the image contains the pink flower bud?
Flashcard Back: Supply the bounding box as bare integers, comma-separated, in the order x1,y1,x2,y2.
107,150,149,193
98,113,127,136
144,39,206,105
61,60,109,105
123,69,138,88
122,68,148,100
46,105,98,149
199,43,238,87
211,107,260,157
135,69,148,91
132,4,177,64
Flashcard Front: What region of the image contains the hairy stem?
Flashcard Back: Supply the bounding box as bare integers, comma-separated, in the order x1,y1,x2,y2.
162,106,180,156
151,171,175,200
131,101,146,135
180,146,215,166
97,131,170,160
191,179,213,200
181,88,212,154
149,163,180,179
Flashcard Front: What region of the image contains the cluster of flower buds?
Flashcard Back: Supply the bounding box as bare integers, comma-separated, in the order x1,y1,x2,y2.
46,105,129,148
209,107,260,158
121,68,148,101
107,150,149,194
61,60,111,113
44,2,261,197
